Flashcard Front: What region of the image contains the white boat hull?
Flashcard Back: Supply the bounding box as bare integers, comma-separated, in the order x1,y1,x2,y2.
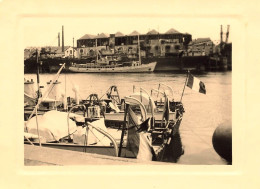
69,62,157,73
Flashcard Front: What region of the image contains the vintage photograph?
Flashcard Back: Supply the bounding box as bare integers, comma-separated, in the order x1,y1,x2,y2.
23,17,232,166
3,0,260,188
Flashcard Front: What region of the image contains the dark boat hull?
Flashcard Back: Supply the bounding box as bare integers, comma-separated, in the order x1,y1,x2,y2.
24,56,209,73
141,56,208,72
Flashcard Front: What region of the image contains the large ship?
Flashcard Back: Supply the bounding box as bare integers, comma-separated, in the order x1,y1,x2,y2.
68,36,157,73
68,59,157,73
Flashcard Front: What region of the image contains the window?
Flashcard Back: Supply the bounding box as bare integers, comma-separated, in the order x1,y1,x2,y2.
165,45,171,53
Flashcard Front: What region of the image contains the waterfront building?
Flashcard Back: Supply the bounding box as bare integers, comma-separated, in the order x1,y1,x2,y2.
64,47,78,58
45,46,65,58
24,46,70,60
187,38,214,56
76,28,192,59
24,48,34,60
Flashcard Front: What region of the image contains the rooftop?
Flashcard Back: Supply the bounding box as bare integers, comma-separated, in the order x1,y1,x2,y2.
79,34,96,40
192,38,212,44
165,28,181,34
115,31,124,37
129,30,140,36
147,29,159,35
96,33,110,38
78,28,184,40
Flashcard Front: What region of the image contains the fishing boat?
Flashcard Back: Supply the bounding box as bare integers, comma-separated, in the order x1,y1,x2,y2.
96,84,181,125
24,51,84,120
68,35,157,73
68,61,157,73
24,59,185,162
24,54,69,120
24,93,185,162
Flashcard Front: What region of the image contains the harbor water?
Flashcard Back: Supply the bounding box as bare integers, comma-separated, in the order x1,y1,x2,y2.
24,71,232,165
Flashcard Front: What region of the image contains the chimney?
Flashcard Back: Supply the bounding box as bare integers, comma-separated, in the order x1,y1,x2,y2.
220,25,223,44
62,25,64,52
58,32,60,47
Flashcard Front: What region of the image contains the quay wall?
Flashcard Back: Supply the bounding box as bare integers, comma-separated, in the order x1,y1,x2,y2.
24,55,230,73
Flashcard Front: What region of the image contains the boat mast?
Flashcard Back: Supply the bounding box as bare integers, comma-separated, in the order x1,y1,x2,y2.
138,34,141,64
36,49,40,100
73,37,74,59
96,38,98,63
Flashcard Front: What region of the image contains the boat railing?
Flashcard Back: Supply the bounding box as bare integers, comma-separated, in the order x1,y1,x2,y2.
67,104,119,157
86,122,119,157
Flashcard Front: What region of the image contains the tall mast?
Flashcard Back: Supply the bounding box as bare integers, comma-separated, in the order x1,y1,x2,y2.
73,37,74,59
138,34,141,64
157,26,160,56
96,38,98,62
36,49,40,100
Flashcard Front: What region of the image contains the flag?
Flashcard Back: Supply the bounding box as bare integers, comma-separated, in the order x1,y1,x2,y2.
186,73,206,94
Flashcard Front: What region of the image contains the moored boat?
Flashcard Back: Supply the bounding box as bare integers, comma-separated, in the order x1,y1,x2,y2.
24,94,185,162
68,35,157,73
24,61,186,163
68,61,157,73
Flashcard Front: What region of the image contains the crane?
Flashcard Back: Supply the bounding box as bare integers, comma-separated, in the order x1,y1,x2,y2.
220,25,223,44
225,25,230,43
219,25,230,54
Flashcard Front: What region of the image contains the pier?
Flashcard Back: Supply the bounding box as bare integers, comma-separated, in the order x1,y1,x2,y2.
24,145,172,165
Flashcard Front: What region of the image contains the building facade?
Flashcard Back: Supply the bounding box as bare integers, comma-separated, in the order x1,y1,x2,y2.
64,47,78,58
187,38,214,56
77,28,192,58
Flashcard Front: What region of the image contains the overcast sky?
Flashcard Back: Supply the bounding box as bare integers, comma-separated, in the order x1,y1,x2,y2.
21,4,236,48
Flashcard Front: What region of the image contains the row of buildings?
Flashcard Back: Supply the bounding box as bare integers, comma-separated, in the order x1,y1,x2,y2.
24,28,216,60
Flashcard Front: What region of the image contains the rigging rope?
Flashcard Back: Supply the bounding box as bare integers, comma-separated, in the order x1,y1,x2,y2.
25,64,65,145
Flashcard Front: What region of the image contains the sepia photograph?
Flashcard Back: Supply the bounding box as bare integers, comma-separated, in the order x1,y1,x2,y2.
1,0,260,188
23,17,231,166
